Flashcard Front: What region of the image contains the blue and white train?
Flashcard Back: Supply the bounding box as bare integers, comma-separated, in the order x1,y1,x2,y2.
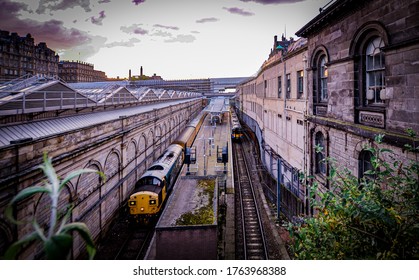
128,110,207,223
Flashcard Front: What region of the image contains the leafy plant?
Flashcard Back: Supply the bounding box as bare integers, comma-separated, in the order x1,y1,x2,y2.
3,153,105,260
288,132,419,259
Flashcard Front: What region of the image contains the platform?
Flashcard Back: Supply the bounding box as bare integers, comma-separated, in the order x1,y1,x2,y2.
146,108,235,259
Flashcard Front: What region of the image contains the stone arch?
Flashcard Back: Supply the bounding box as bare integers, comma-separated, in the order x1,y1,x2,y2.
310,45,330,69
76,160,103,202
310,125,330,178
126,139,137,163
155,125,162,155
104,149,121,180
349,21,390,57
0,219,14,257
138,133,147,154
147,129,154,148
155,124,162,137
147,129,155,163
170,118,176,143
138,134,147,165
353,138,374,159
175,115,180,136
350,21,389,110
34,182,74,233
162,122,168,148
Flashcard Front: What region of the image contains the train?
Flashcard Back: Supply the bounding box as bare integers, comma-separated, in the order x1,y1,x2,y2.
230,108,243,141
128,110,207,224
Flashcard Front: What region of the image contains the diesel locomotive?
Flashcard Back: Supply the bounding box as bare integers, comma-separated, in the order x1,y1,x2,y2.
230,108,243,141
128,110,207,223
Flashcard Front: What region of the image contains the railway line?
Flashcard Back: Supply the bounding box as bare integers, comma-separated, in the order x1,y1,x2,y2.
94,213,155,260
232,139,268,260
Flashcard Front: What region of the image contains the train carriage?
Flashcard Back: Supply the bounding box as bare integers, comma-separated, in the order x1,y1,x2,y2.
230,108,243,141
128,110,207,224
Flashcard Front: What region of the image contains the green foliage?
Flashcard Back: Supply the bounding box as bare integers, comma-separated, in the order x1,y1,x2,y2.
3,153,105,260
288,132,419,259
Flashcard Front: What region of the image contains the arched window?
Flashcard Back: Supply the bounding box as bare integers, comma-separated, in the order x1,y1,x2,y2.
312,47,329,116
319,56,328,102
365,37,385,105
314,131,326,175
314,132,326,175
359,150,374,179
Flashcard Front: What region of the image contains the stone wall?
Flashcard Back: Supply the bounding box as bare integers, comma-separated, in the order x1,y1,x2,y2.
301,0,419,194
0,99,203,259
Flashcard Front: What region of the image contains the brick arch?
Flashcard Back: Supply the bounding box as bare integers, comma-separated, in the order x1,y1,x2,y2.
104,149,121,180
76,161,103,202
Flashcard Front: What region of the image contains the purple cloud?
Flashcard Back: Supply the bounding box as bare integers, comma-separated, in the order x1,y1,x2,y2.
240,0,304,4
223,7,254,16
121,24,148,35
196,17,219,24
153,24,179,30
0,0,91,50
90,10,106,25
133,28,148,35
132,0,146,5
0,0,28,18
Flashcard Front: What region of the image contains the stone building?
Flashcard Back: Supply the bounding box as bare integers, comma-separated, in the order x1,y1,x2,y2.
237,0,419,218
238,36,309,219
0,30,59,80
296,0,419,199
58,60,108,83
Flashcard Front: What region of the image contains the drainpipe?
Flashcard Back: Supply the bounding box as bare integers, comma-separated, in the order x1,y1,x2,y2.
303,54,309,215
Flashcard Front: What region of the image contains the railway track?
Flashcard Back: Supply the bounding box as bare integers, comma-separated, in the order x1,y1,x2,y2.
114,227,153,260
94,213,155,260
233,140,268,260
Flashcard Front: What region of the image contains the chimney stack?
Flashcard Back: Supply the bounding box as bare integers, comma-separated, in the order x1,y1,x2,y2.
140,66,143,76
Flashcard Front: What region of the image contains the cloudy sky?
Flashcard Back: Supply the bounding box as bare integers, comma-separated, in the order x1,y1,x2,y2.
1,0,330,79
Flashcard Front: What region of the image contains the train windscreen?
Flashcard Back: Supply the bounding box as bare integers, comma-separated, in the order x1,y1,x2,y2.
138,176,162,187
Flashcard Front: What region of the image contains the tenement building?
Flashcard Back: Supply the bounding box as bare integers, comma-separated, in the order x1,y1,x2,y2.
58,60,108,83
0,30,59,80
238,36,309,218
237,0,419,219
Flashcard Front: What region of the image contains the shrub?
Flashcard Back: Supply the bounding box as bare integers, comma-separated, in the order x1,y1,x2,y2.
3,153,105,260
288,133,419,259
